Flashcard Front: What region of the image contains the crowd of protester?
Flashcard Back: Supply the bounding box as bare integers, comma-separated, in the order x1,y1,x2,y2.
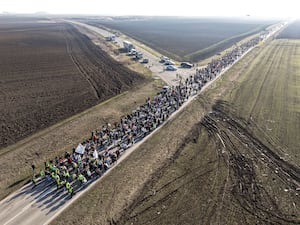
31,34,265,198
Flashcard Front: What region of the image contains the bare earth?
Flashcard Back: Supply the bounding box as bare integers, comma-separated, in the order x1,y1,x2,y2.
67,20,198,86
0,22,291,225
0,19,144,149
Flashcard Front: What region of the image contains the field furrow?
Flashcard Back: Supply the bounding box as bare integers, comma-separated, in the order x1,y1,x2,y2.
0,20,144,149
109,39,300,225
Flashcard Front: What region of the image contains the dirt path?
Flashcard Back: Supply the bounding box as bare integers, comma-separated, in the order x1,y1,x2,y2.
199,101,300,224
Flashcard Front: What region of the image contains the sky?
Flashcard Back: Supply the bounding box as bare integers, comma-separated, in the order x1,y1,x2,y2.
0,0,299,18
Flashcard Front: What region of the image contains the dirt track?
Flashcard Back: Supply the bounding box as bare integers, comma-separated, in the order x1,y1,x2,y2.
117,101,299,225
115,38,300,225
201,101,300,224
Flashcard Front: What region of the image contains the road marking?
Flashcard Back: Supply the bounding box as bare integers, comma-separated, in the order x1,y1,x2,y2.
1,21,286,225
3,203,31,225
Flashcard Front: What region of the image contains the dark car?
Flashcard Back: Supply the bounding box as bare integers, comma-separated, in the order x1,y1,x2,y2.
180,62,193,68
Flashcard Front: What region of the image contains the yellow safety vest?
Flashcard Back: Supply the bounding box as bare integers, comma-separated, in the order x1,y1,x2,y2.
72,173,77,180
66,182,70,189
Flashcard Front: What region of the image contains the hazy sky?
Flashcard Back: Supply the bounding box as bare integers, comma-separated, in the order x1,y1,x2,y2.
0,0,298,18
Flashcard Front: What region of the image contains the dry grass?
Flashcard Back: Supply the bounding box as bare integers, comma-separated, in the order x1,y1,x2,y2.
224,39,300,165
50,42,260,225
52,39,300,225
50,95,211,225
0,79,163,200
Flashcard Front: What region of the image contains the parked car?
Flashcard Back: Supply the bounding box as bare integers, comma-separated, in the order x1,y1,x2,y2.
180,62,193,68
160,56,169,63
166,65,177,71
161,85,170,93
135,52,143,59
164,60,175,65
128,49,137,56
142,58,149,63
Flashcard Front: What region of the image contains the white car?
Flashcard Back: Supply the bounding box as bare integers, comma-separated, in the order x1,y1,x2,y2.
164,60,175,65
166,65,177,71
160,56,169,63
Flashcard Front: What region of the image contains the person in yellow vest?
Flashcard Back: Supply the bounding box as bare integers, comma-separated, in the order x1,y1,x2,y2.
68,184,74,198
55,174,60,189
77,174,87,185
72,173,77,181
51,171,56,180
31,175,37,188
49,163,54,171
60,179,66,188
72,161,78,170
65,181,73,196
63,170,70,182
65,182,71,190
44,161,50,171
40,170,45,178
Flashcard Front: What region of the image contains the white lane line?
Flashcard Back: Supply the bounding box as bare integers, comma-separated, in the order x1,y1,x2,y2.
2,185,58,225
2,21,285,225
3,203,31,225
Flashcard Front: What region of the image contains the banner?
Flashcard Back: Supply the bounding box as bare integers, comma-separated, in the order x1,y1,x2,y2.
75,144,85,154
93,149,99,159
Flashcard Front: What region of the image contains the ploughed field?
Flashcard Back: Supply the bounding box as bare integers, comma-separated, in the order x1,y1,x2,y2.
117,39,300,224
0,17,144,149
52,40,300,224
277,20,300,39
85,17,274,62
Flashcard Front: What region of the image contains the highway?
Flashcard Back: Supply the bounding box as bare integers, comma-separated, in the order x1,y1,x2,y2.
66,20,198,86
0,20,286,225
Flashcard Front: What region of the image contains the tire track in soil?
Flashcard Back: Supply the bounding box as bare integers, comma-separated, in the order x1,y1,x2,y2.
201,100,300,224
116,115,232,225
61,25,101,100
214,133,231,225
114,122,218,225
198,116,231,225
247,43,282,122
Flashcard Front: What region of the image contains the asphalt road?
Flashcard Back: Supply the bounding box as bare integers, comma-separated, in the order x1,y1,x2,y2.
66,20,198,86
0,20,286,225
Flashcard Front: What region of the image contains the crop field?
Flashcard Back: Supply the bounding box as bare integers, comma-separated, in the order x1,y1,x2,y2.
277,20,300,39
0,17,144,149
52,39,300,224
86,17,274,62
118,39,300,225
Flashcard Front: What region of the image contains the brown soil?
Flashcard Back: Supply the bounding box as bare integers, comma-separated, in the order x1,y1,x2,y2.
114,41,300,225
51,40,299,225
117,101,300,225
0,18,145,149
